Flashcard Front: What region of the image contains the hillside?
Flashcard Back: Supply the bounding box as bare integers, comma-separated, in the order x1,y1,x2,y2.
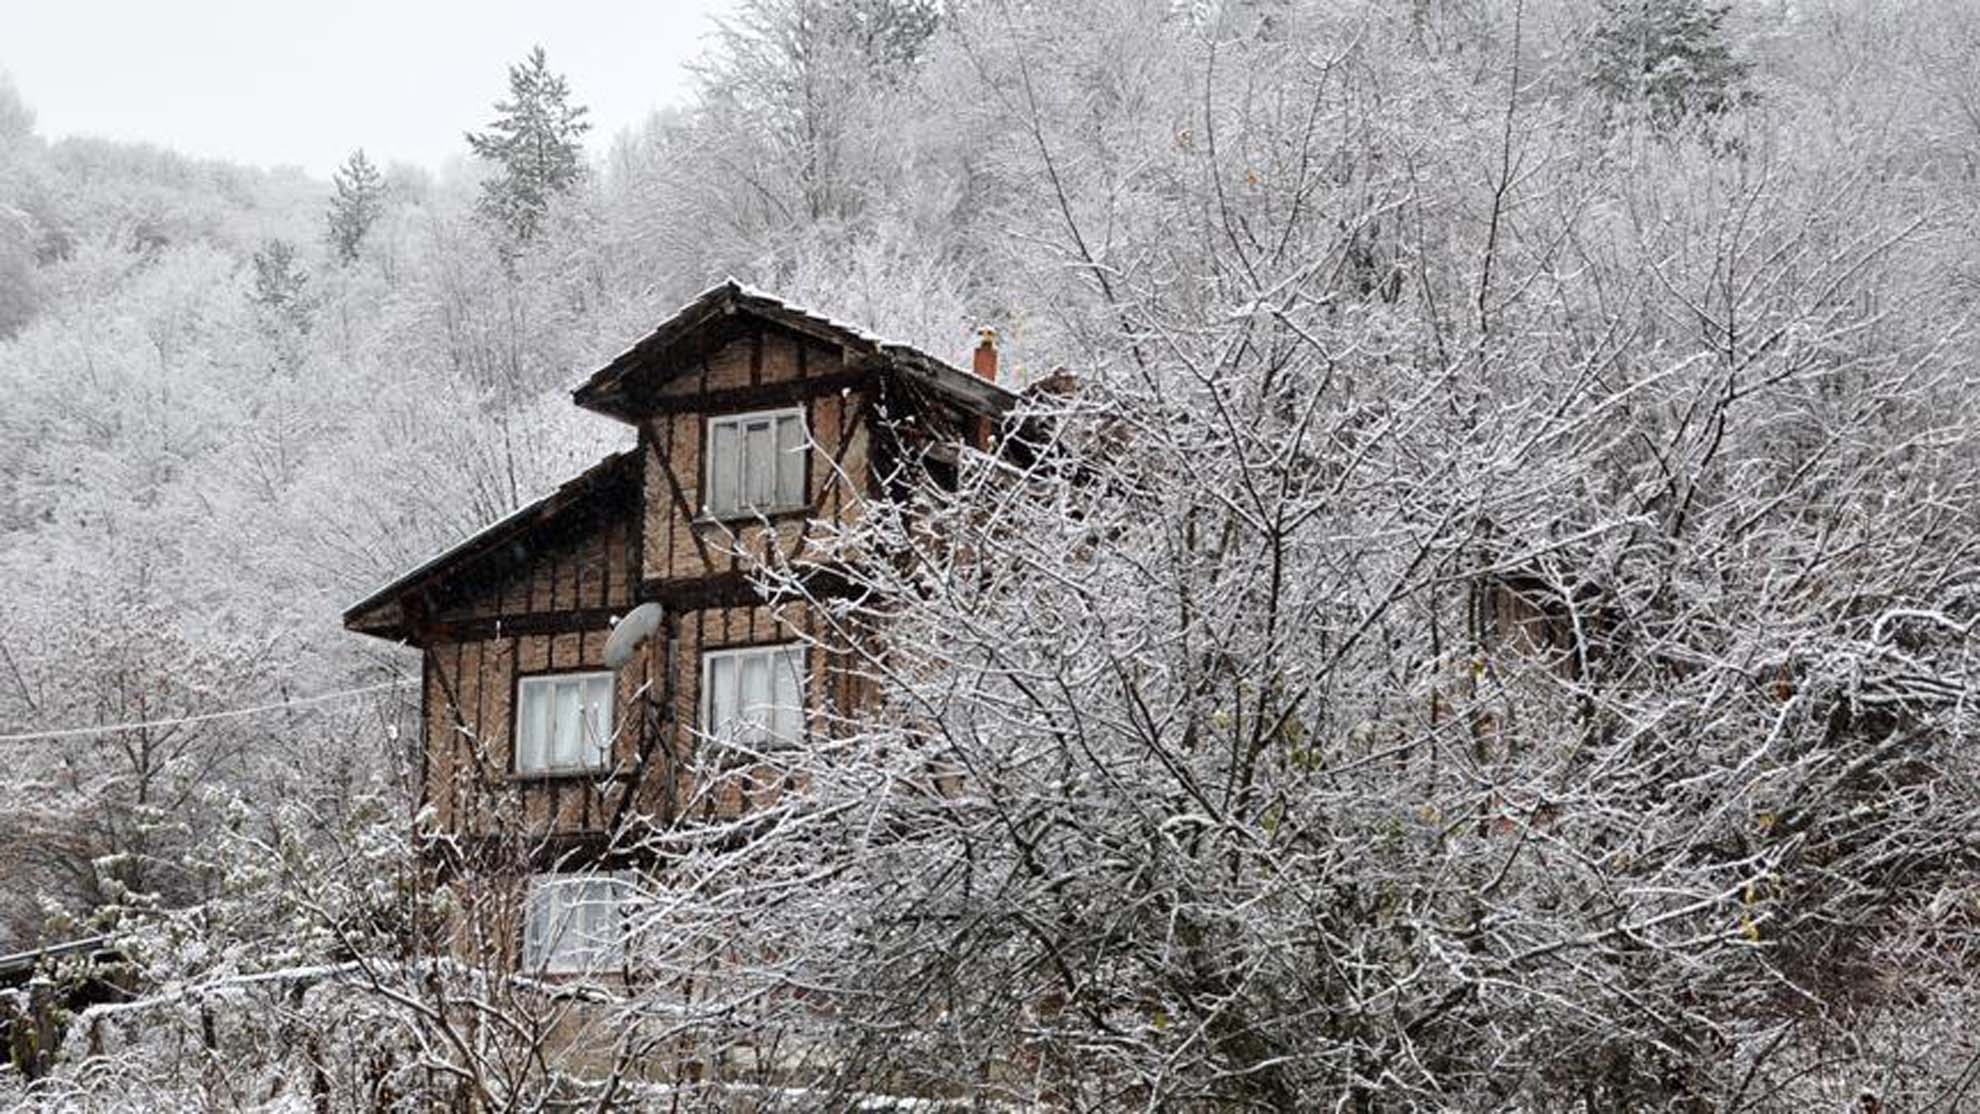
4,1,1980,1107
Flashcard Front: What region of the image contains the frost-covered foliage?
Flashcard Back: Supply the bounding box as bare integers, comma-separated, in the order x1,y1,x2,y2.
467,46,592,245
6,0,1980,1108
324,149,385,266
1588,0,1754,129
3,787,634,1111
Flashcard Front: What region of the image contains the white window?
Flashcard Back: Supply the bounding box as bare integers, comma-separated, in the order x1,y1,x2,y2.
515,673,614,775
705,408,806,517
524,872,630,974
701,644,806,761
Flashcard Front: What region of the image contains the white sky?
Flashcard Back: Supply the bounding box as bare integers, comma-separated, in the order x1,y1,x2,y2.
0,0,734,179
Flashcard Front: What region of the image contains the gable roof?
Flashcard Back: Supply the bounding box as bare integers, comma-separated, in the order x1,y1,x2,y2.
342,449,637,640
346,283,1020,643
571,278,1016,423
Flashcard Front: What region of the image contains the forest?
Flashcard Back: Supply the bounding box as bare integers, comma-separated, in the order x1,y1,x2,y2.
3,0,1980,1108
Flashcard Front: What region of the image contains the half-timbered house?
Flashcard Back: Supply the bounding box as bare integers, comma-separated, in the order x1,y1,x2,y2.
342,280,1014,976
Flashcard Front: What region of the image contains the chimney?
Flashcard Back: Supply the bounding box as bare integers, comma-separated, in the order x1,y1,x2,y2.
972,326,998,384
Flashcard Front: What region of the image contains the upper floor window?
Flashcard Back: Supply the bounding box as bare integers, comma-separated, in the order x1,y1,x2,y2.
701,644,806,762
705,408,806,518
524,871,631,974
516,672,613,775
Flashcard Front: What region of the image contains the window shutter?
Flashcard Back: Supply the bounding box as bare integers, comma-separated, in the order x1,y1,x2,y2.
707,410,806,515
708,654,737,743
740,652,772,747
517,674,613,774
703,646,806,757
604,876,628,966
586,881,614,969
526,874,630,973
744,419,774,507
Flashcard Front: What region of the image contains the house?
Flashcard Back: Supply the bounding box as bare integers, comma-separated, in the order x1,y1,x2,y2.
341,280,1017,977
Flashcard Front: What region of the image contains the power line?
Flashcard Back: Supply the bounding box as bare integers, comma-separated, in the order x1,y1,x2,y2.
0,679,413,745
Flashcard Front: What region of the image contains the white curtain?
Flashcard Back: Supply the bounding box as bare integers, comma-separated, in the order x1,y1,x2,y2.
517,673,614,773
706,646,805,754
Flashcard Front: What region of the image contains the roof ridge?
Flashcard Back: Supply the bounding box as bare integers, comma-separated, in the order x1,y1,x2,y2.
570,281,1013,424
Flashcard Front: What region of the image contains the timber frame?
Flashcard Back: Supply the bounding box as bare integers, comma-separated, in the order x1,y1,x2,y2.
342,279,1017,890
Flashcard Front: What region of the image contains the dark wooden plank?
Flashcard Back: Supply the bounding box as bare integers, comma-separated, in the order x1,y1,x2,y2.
643,369,869,415
662,418,677,575
417,607,621,643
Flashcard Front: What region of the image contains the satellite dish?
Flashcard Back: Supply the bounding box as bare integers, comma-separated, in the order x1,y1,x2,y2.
604,603,665,670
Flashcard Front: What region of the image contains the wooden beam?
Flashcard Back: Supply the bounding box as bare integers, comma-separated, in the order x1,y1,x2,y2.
413,606,625,643
639,566,861,611
643,369,871,415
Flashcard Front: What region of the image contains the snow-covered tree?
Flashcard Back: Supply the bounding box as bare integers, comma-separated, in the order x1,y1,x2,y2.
695,0,941,225
323,147,385,265
465,46,591,244
1588,0,1754,130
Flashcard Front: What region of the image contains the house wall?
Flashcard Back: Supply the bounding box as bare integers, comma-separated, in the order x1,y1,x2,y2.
422,598,869,838
411,482,655,841
640,328,874,587
415,325,897,860
419,517,870,843
431,507,639,625
422,627,673,841
669,599,870,820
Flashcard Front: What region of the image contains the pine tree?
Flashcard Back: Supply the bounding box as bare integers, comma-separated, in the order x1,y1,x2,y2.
324,148,385,265
465,47,591,243
249,238,311,335
835,0,942,79
1589,0,1753,131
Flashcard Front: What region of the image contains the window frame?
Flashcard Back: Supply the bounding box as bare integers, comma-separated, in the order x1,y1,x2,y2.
512,670,617,778
522,870,633,976
698,642,809,764
701,406,810,521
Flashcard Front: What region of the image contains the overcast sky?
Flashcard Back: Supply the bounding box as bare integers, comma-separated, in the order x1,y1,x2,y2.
1,0,733,179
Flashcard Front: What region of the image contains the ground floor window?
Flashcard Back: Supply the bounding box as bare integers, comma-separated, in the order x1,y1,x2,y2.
523,871,631,974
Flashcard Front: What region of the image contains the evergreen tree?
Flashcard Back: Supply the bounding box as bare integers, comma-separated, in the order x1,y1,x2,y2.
836,0,941,79
249,238,311,337
464,47,591,243
0,74,34,148
1589,0,1753,130
0,206,36,340
324,148,385,265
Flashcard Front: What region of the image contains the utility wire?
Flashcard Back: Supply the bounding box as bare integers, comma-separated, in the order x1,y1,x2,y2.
0,679,413,745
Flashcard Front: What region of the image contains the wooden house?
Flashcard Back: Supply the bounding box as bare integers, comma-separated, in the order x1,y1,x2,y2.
342,280,1015,975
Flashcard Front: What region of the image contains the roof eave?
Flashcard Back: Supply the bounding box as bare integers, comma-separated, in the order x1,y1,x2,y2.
887,347,1020,418
341,450,636,642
